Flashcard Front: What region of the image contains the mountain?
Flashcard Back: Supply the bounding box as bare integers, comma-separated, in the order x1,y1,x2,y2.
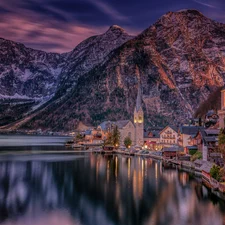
0,38,67,125
55,25,133,97
0,26,132,128
1,9,225,131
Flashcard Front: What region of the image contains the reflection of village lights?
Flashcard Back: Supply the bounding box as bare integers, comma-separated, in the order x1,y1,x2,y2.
115,156,118,179
107,160,110,183
141,159,144,178
155,163,158,180
128,158,131,181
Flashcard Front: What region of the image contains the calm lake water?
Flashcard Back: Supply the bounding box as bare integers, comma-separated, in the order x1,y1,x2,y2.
0,136,224,225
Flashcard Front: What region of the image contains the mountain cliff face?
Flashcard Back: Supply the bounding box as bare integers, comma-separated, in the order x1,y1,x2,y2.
0,38,67,125
0,38,66,99
1,9,225,131
55,25,133,97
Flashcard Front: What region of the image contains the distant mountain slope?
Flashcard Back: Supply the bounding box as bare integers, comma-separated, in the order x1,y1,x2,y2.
1,9,225,131
0,38,67,125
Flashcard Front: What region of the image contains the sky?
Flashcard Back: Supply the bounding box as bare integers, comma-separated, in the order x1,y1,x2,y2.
1,0,225,53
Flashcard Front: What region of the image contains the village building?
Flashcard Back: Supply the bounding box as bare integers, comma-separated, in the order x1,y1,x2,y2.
218,88,225,128
159,126,179,148
144,129,160,150
162,146,183,159
193,128,220,161
178,125,201,154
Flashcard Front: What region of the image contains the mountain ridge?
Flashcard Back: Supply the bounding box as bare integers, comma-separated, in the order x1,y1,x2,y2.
1,9,225,131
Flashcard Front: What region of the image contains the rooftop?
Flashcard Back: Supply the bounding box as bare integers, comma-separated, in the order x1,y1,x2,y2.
179,126,202,135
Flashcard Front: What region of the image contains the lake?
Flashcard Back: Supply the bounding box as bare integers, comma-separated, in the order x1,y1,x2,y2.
0,136,224,225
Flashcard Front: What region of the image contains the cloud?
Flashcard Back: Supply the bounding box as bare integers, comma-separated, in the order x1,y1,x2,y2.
0,14,107,53
91,0,129,22
192,0,217,9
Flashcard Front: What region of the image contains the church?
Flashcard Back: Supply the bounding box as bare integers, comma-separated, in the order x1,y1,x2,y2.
97,82,144,146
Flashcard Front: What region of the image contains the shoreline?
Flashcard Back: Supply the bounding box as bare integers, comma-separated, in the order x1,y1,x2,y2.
111,149,225,200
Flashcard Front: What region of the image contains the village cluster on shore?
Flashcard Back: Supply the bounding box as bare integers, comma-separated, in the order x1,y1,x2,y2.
65,88,225,198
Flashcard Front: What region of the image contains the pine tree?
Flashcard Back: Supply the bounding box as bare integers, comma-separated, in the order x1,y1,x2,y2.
112,126,120,148
124,137,132,148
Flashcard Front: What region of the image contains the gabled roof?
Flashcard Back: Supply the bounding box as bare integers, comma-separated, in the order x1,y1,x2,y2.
179,126,202,135
204,129,220,136
115,120,131,129
99,121,112,131
160,125,178,134
85,130,92,135
186,146,198,150
200,161,214,173
99,120,132,131
144,130,160,138
162,146,183,152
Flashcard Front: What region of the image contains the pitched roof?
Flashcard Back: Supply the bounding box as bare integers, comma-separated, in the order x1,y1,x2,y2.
160,125,178,134
115,120,131,129
186,146,198,150
200,161,214,173
99,121,112,131
144,130,160,138
203,136,218,143
162,146,183,152
85,130,92,135
99,120,132,131
204,129,220,136
179,126,202,135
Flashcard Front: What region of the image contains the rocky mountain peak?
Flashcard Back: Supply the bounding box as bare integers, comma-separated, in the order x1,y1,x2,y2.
157,9,212,26
107,25,126,34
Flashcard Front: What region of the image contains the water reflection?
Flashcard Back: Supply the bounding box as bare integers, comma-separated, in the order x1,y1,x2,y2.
0,154,224,225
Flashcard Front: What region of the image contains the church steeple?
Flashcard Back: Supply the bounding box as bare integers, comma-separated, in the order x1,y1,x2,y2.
135,81,142,112
134,65,143,114
133,65,144,146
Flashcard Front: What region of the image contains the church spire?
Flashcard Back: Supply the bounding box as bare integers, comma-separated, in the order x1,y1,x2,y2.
135,65,142,112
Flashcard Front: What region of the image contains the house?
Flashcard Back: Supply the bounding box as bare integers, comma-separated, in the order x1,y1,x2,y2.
193,128,219,161
178,125,201,154
218,88,225,128
159,126,179,147
162,146,183,159
115,120,135,145
144,128,161,150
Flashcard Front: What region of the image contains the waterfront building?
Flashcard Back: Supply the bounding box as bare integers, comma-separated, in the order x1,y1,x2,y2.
159,126,178,147
178,125,201,153
144,129,160,150
193,128,219,161
218,88,225,128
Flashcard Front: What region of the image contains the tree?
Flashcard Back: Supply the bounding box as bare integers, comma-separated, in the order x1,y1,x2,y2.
124,136,132,148
104,131,113,146
76,133,84,142
210,165,223,182
104,126,121,148
112,126,120,148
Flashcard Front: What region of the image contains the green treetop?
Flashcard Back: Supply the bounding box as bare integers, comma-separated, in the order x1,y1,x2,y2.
124,136,132,148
